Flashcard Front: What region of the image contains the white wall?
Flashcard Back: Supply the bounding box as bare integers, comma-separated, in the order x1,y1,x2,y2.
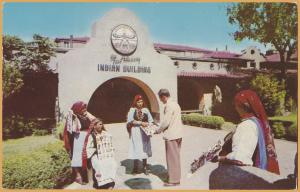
58,8,177,118
176,60,229,73
240,46,266,69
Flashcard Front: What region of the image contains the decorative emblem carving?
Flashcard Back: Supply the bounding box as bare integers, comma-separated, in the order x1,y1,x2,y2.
111,24,138,55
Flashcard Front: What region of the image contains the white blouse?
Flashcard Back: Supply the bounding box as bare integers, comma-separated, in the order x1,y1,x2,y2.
226,119,258,165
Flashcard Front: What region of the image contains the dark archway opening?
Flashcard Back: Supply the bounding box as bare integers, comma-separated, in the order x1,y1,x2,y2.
178,78,201,110
88,78,151,123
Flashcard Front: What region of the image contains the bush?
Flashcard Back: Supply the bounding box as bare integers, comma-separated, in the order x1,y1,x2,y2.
182,113,225,129
272,122,286,139
3,141,72,189
55,122,65,140
286,123,297,141
3,115,32,139
3,116,55,139
250,74,286,116
286,97,297,113
33,129,50,136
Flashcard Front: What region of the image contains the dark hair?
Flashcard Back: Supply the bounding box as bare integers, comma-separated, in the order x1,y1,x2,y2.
158,89,170,97
131,94,146,108
90,118,106,132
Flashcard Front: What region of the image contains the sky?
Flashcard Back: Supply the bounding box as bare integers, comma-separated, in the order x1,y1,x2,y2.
3,2,272,53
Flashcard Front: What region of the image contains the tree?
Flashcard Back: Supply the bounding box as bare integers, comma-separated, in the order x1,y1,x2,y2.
3,35,25,98
227,3,297,76
3,34,56,98
3,34,55,72
250,74,286,116
19,34,56,72
3,35,25,61
3,61,24,99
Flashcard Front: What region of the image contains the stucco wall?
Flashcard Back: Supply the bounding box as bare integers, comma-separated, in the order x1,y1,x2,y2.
58,8,177,119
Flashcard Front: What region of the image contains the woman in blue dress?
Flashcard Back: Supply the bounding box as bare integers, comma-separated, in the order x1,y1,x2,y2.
127,95,154,175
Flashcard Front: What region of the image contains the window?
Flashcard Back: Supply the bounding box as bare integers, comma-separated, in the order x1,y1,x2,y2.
64,41,70,48
251,49,255,55
192,62,197,70
225,64,232,72
240,63,247,68
250,61,256,68
174,61,179,68
218,63,224,69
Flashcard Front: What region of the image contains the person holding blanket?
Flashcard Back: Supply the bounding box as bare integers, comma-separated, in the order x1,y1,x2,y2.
215,90,280,174
63,101,95,184
83,118,117,189
127,95,154,175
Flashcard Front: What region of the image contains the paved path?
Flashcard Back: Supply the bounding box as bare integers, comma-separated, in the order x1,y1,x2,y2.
65,123,297,189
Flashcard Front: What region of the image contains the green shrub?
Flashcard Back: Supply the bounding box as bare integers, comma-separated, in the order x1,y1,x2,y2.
55,122,65,140
286,123,297,141
269,113,297,123
182,113,225,129
33,129,50,136
3,116,55,139
3,141,72,189
286,97,297,113
272,122,286,139
3,115,32,139
250,74,286,116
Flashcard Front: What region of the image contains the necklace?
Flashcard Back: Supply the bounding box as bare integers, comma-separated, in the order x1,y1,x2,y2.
136,108,144,121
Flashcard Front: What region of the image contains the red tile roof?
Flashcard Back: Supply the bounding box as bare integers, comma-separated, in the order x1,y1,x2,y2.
53,36,252,61
55,37,90,43
265,52,298,62
265,53,281,62
203,51,242,59
154,43,212,53
178,71,250,79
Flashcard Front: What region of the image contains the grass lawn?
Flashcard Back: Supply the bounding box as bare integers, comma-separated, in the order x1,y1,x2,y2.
269,113,297,124
3,135,57,158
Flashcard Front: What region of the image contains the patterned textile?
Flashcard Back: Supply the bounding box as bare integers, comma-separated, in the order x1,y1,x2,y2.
94,132,115,160
86,131,117,186
127,107,153,159
63,109,94,164
71,101,87,114
66,110,81,133
140,123,159,136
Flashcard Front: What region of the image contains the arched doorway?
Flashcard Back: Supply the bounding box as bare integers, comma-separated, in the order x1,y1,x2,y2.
88,77,159,123
178,78,203,111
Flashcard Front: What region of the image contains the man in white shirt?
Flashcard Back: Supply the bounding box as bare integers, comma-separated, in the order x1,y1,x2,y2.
155,89,183,186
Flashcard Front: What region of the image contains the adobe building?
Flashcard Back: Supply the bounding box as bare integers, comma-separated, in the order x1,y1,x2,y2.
53,8,297,123
54,8,255,123
4,8,296,126
57,8,177,123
